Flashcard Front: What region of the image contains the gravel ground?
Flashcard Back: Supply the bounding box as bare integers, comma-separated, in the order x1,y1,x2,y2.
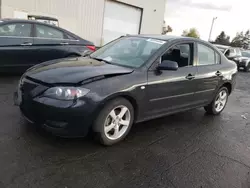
0,72,250,188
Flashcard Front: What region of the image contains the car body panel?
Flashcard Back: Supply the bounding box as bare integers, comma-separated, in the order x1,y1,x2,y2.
238,52,250,70
25,58,134,84
0,36,35,72
146,66,199,117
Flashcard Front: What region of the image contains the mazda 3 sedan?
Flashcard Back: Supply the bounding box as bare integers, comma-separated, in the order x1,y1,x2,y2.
14,35,237,145
0,19,95,73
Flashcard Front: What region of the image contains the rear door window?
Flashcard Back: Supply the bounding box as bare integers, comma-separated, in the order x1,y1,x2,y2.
35,24,64,39
0,23,32,37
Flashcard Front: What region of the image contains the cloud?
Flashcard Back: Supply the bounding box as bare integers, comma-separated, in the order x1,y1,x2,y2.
191,2,232,11
167,0,232,11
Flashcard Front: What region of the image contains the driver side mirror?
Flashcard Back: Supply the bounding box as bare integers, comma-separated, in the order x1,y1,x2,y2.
157,60,178,71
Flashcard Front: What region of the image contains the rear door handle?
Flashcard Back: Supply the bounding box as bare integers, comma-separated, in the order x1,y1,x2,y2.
21,42,32,46
215,71,222,76
60,42,69,45
186,74,195,80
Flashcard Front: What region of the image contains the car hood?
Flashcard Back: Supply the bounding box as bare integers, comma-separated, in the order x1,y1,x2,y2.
25,57,134,84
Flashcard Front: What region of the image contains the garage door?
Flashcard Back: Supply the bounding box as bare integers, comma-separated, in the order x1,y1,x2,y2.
102,0,142,45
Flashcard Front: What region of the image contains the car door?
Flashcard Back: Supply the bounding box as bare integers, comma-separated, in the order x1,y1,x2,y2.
0,22,34,71
194,42,223,105
145,42,199,117
32,23,72,64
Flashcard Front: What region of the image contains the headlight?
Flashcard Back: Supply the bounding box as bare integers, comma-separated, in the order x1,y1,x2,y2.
43,87,90,100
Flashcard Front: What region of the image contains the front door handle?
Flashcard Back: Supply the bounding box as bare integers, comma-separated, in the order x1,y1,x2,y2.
21,42,32,46
215,71,222,76
186,74,195,80
60,42,69,45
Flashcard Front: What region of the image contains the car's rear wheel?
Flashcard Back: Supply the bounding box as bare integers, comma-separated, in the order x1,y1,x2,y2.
93,98,134,146
204,87,229,115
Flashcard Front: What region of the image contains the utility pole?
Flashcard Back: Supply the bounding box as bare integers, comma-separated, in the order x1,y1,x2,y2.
208,17,217,42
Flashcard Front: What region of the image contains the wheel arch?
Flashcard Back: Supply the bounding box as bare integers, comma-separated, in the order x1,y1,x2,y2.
221,82,232,95
98,93,139,122
66,53,81,58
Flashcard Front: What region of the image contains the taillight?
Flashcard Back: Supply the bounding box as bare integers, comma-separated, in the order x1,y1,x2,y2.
87,45,96,51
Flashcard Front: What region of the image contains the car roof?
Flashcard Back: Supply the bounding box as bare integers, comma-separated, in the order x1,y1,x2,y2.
0,18,59,27
213,44,239,50
28,15,58,21
0,18,90,42
128,34,192,41
128,34,218,49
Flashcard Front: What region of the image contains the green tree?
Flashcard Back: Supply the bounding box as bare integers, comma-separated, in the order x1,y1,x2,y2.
231,30,250,49
182,28,200,38
214,31,230,45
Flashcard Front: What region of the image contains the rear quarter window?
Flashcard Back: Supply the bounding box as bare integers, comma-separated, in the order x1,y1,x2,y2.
197,43,216,66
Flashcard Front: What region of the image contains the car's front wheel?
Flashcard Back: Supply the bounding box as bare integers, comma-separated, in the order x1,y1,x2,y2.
244,64,250,72
93,98,134,146
204,87,229,115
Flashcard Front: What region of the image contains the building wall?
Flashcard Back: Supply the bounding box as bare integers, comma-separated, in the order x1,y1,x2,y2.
0,0,166,46
117,0,166,35
0,0,105,46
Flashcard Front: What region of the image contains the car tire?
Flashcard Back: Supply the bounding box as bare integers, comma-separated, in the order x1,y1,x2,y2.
204,87,229,115
244,65,250,72
93,98,134,146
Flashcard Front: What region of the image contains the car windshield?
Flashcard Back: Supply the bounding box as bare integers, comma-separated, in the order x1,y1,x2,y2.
242,51,250,58
90,37,166,68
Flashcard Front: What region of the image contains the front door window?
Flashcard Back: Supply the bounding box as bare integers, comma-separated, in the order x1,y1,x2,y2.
161,43,193,67
0,23,32,37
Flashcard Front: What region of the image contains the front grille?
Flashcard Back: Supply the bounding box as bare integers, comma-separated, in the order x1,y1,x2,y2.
239,61,246,66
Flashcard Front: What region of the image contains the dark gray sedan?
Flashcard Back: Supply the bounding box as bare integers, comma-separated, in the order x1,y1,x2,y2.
0,19,95,73
14,35,237,145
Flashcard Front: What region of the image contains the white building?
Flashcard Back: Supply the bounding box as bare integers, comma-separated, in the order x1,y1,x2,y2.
0,0,166,46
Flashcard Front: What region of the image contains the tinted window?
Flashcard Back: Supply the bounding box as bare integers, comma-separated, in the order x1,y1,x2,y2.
142,41,163,56
197,44,215,65
229,48,237,57
235,48,242,56
0,23,31,37
66,34,76,40
36,24,64,39
242,51,250,57
230,49,235,53
161,44,192,67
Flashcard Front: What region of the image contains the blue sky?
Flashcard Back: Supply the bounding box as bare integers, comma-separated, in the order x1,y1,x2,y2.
165,0,249,41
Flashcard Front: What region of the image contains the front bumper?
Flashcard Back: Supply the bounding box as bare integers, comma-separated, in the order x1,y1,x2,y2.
17,95,97,137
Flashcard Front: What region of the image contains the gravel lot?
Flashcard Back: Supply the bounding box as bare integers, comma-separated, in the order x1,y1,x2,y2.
0,72,250,188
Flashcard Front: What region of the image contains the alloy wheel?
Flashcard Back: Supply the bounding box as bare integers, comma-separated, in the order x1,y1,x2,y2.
104,105,131,140
214,90,228,112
